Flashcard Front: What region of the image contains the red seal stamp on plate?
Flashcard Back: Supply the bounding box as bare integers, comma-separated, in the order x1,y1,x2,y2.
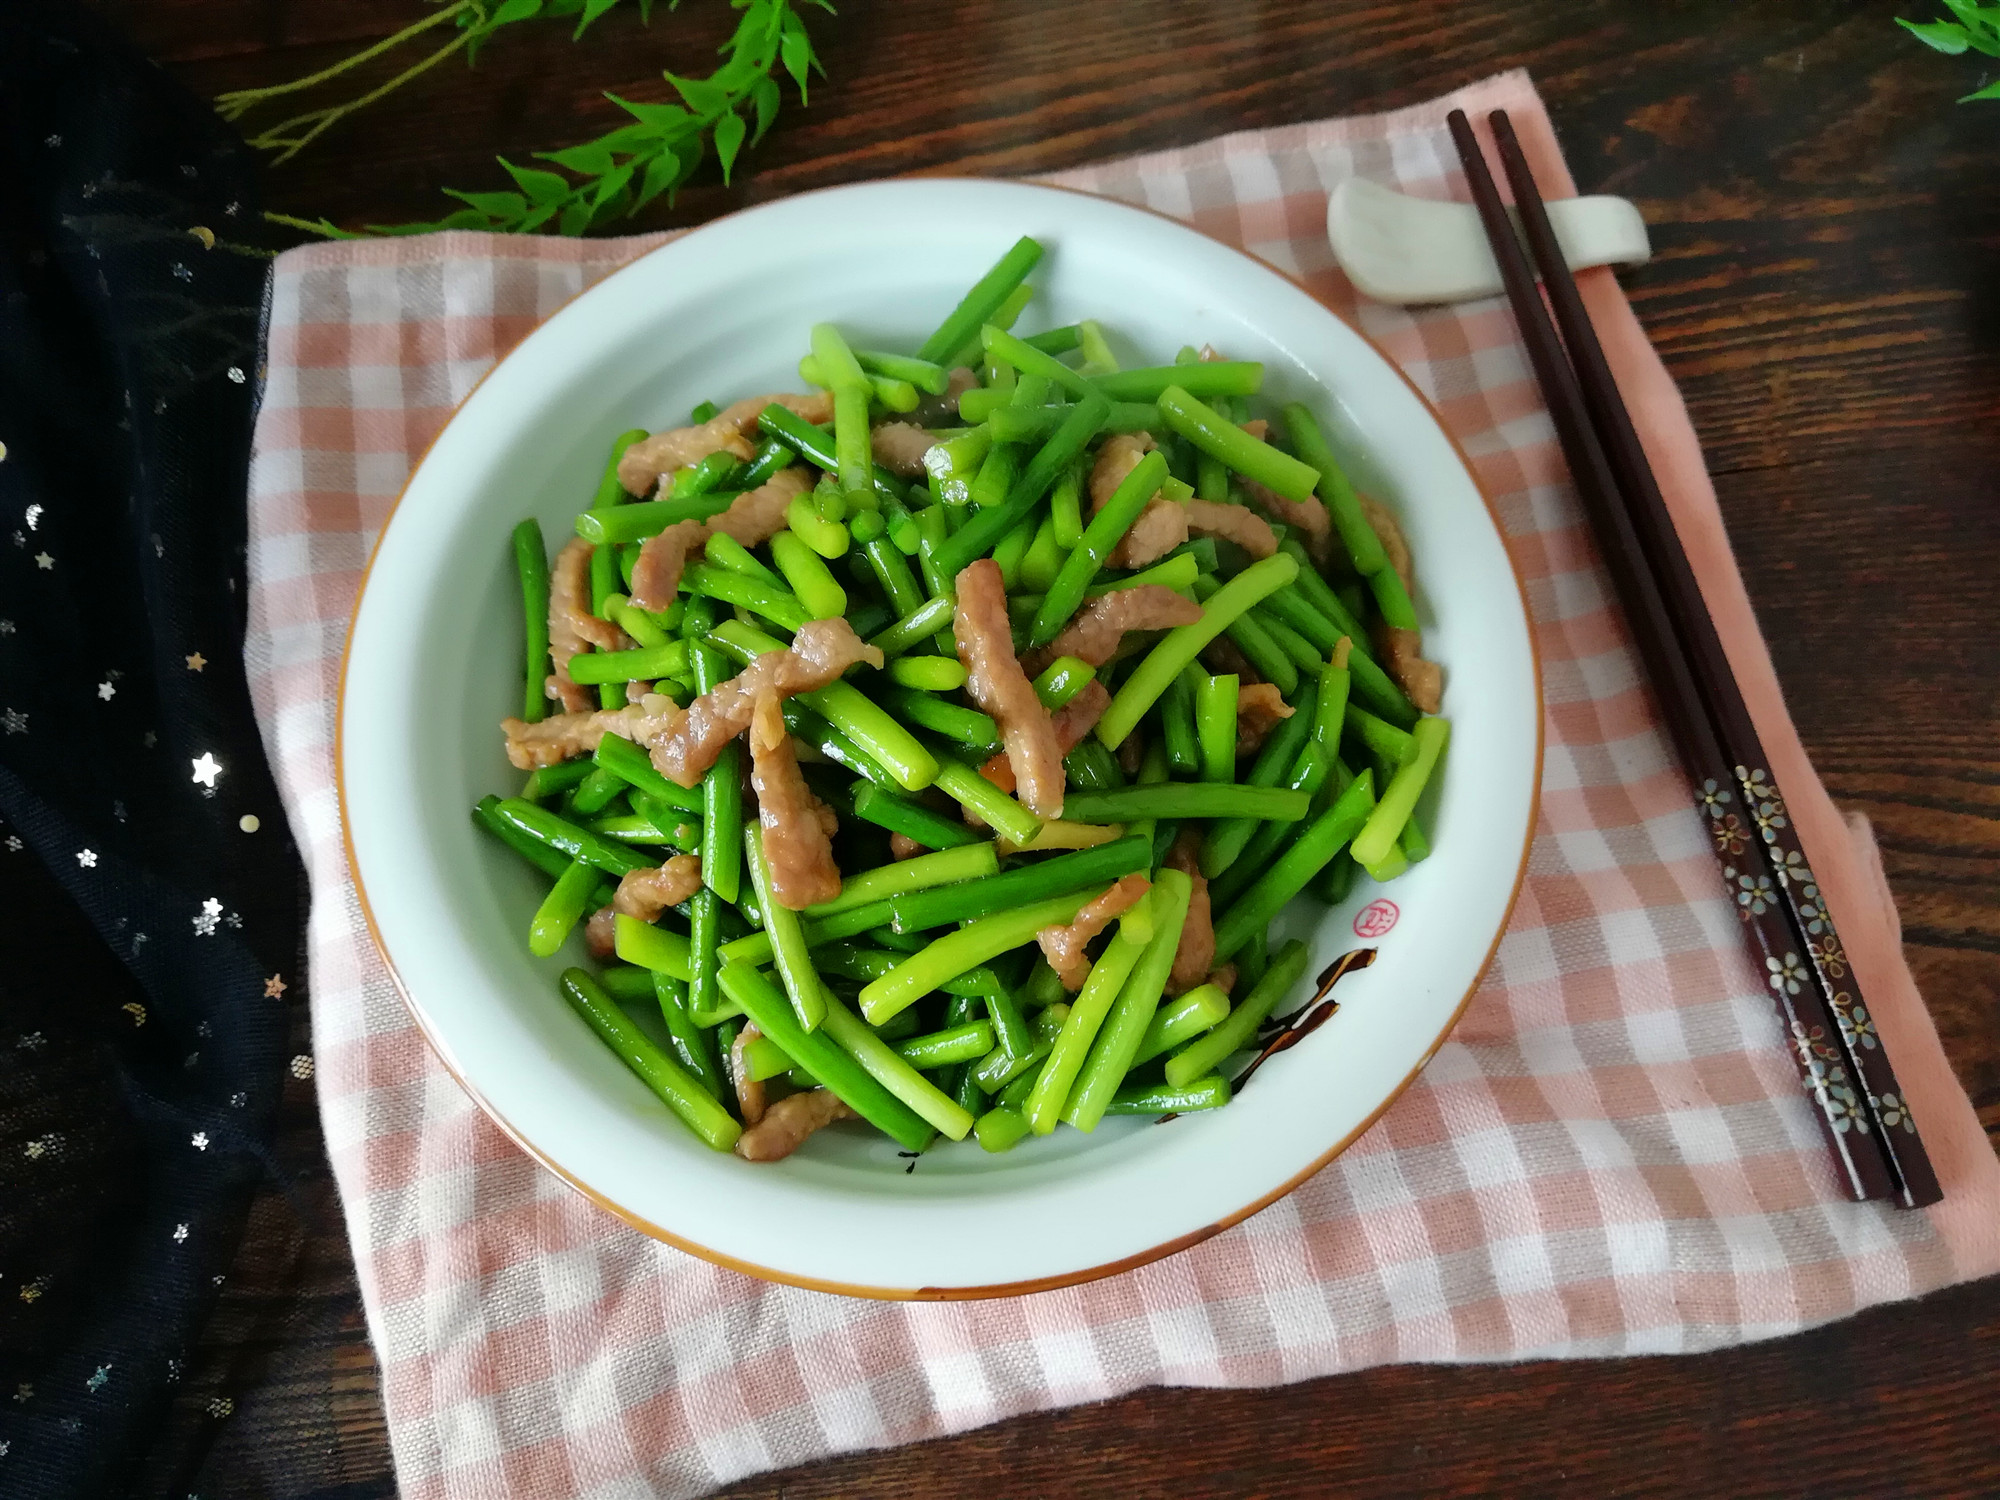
1353,899,1399,939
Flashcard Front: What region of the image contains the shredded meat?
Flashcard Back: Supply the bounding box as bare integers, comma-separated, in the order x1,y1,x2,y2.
1164,832,1216,995
1036,873,1152,992
731,1025,767,1127
979,679,1109,793
629,467,818,614
1378,625,1443,714
870,421,935,479
1200,635,1265,687
547,538,623,712
1243,479,1334,564
1186,499,1278,560
1089,432,1158,511
500,698,676,770
1088,432,1185,568
954,559,1065,818
1116,731,1144,775
704,465,814,550
645,618,883,788
1206,964,1237,996
612,854,703,923
584,907,617,960
919,366,980,426
748,690,842,910
1360,494,1413,588
1239,418,1269,442
1022,586,1202,675
617,392,833,497
735,1089,855,1161
1113,500,1188,569
628,519,706,615
889,832,926,862
1236,682,1295,756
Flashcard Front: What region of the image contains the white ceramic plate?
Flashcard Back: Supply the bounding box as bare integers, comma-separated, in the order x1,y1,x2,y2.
341,178,1541,1298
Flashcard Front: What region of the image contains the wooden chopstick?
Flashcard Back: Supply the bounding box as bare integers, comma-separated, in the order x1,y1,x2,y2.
1445,108,1936,1206
1480,111,1940,1209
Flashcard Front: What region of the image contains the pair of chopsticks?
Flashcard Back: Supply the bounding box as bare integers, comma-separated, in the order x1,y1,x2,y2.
1446,109,1940,1208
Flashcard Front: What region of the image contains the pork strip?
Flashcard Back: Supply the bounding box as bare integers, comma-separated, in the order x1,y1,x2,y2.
627,467,815,613
1378,625,1443,715
1022,586,1202,675
1235,682,1295,756
1360,493,1413,588
731,1024,767,1127
501,698,675,770
1164,832,1216,995
1242,478,1334,564
617,392,833,497
1186,499,1278,560
628,519,707,614
735,1089,855,1161
870,421,935,478
645,617,883,789
748,689,843,910
584,907,618,960
1036,872,1152,992
979,679,1110,793
954,558,1065,818
548,537,622,712
611,854,703,923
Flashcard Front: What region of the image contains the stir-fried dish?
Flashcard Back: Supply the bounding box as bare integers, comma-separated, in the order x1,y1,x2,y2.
480,237,1450,1162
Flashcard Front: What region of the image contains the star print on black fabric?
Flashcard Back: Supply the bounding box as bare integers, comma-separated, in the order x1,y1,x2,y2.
0,619,14,634
190,1132,208,1151
263,974,286,999
23,503,41,530
191,752,221,787
4,709,26,734
172,1224,188,1243
85,1366,109,1393
192,898,221,937
33,552,52,569
97,681,115,700
75,849,96,868
184,652,205,671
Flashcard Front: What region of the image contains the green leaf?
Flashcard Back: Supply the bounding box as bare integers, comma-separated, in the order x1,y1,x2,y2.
780,30,814,100
632,147,687,210
518,201,562,233
442,188,530,218
591,161,636,209
1900,16,1973,52
713,109,747,183
1939,0,2000,49
749,75,781,142
667,70,729,116
559,200,592,236
539,140,618,175
487,0,545,28
608,93,694,132
1961,73,2000,98
499,156,572,204
574,0,625,38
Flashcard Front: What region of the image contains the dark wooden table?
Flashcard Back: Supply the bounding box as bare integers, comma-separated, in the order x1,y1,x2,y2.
105,0,2000,1493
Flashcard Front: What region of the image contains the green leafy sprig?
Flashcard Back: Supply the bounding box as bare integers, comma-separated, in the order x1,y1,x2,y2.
229,0,829,239
1898,1,2000,101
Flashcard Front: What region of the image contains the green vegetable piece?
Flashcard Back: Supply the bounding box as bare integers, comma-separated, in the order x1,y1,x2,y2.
887,655,968,692
744,825,827,1033
931,392,1111,578
1130,982,1231,1068
1027,449,1170,647
1095,552,1298,748
1194,671,1239,784
528,858,597,958
1024,892,1153,1133
1350,715,1449,868
886,837,1151,934
1281,402,1390,577
512,519,552,722
849,782,984,850
1165,940,1312,1087
1158,386,1318,502
1062,866,1194,1132
1090,363,1263,401
858,887,1105,1025
1060,784,1310,824
975,1107,1033,1153
1105,1075,1231,1115
561,969,740,1152
1211,770,1380,962
491,797,653,877
918,236,1045,365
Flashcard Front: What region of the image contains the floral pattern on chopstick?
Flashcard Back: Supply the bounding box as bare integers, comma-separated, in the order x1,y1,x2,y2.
1791,1020,1868,1135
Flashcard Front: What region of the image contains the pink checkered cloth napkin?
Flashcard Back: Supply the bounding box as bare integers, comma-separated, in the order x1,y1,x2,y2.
245,70,2000,1500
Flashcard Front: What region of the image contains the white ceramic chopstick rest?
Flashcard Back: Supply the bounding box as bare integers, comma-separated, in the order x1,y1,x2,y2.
1328,177,1650,306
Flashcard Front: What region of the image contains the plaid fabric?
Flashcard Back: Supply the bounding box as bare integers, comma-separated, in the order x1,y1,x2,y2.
244,71,2000,1500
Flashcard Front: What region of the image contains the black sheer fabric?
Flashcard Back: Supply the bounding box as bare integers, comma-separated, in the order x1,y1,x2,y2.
0,3,324,1494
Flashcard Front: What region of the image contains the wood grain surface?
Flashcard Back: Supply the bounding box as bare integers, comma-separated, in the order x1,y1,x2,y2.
96,0,2000,1493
